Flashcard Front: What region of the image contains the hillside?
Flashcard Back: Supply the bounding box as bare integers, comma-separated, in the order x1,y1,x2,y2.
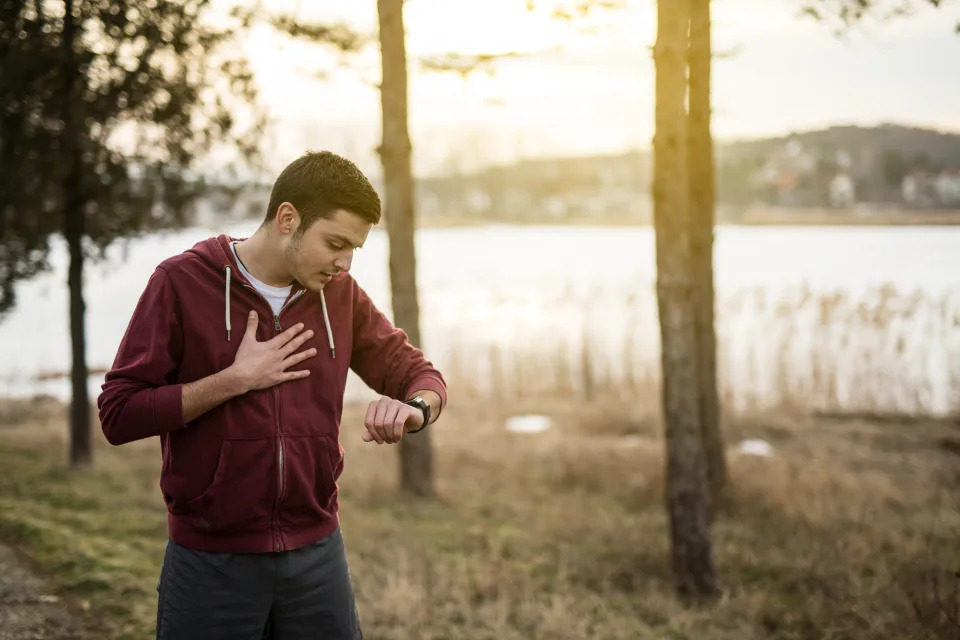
413,124,960,222
720,124,960,168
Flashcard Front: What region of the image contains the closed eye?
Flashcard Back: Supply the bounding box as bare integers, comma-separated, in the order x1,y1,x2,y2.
327,234,362,252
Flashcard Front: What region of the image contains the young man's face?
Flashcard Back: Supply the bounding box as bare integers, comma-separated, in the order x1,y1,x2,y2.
284,208,372,292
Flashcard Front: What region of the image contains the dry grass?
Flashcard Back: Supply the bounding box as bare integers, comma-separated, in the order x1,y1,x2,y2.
0,395,959,639
430,284,960,418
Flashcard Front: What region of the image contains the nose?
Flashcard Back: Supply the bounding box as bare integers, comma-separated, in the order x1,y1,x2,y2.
333,252,353,273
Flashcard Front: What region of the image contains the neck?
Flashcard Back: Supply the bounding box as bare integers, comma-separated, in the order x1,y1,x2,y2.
234,229,294,288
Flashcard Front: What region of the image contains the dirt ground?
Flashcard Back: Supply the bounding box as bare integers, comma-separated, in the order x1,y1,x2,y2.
0,542,87,640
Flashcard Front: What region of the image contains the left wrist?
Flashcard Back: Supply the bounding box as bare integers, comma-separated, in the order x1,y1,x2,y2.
407,390,441,422
404,395,430,433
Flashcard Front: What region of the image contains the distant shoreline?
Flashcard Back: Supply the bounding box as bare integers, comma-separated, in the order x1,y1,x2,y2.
417,209,960,228
731,208,960,227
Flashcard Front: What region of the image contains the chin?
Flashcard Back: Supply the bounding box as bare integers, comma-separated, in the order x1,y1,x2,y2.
294,271,330,293
304,280,327,293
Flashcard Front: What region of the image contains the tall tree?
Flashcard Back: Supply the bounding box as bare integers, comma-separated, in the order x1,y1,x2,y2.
60,0,88,467
653,0,717,597
687,0,726,513
377,0,434,497
0,0,260,467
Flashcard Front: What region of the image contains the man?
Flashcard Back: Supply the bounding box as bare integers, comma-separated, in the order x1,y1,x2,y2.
97,151,446,639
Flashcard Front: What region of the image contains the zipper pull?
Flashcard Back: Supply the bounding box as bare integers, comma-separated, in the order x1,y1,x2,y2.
274,315,281,331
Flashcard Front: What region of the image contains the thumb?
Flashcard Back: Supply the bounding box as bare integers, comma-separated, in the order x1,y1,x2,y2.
361,428,374,443
243,310,258,339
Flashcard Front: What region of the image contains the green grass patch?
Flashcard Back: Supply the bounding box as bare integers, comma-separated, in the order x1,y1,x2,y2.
0,439,166,639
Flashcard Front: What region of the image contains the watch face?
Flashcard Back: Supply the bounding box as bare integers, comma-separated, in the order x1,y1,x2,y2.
407,397,429,426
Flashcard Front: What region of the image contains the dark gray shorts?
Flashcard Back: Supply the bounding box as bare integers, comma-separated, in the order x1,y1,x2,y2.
156,527,362,639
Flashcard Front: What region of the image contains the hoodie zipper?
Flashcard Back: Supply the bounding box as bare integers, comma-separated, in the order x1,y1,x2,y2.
237,283,305,552
274,383,284,551
271,290,305,551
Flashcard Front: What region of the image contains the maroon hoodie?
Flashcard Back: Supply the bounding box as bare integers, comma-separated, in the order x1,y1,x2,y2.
98,235,447,554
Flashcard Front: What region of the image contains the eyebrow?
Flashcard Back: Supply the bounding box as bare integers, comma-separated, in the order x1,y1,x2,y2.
327,233,363,249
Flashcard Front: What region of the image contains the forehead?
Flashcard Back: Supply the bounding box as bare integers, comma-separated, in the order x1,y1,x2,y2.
303,209,371,247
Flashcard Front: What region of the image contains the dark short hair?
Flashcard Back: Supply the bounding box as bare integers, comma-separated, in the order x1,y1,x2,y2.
265,151,381,228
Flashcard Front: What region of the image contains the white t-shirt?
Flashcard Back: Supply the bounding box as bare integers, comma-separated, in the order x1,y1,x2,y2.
230,242,291,317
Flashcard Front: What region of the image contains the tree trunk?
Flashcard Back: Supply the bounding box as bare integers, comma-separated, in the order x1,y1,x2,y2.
61,0,91,468
653,0,717,598
687,0,725,515
66,190,90,467
377,0,434,497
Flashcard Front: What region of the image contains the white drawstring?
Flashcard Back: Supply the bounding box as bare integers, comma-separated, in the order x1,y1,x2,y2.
320,290,335,359
224,266,232,340
226,262,335,357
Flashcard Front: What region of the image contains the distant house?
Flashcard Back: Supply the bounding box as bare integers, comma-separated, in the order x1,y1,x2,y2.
828,173,856,208
751,140,820,206
902,168,960,208
934,168,960,206
901,172,920,205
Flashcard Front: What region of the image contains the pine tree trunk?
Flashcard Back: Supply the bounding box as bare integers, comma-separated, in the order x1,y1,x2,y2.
377,0,434,497
687,0,725,514
653,0,717,598
61,0,91,468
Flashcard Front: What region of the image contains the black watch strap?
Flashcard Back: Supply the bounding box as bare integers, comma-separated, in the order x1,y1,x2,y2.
404,396,430,433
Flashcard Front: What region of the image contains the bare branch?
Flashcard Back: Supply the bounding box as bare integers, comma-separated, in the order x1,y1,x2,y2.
270,16,370,52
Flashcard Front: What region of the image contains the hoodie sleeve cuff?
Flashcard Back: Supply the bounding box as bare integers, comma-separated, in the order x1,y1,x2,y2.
405,376,447,412
152,384,187,432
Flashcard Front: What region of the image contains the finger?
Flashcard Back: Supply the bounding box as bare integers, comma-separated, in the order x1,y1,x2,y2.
374,403,391,444
269,322,305,347
361,428,374,443
279,329,314,358
365,401,383,444
374,397,391,444
281,348,317,369
383,403,401,443
283,369,310,382
243,311,258,340
393,411,406,442
364,401,377,430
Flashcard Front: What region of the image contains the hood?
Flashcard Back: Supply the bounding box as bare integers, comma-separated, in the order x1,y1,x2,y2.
184,235,337,358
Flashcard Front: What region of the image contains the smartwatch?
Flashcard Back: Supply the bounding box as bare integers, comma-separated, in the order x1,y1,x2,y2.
404,396,430,433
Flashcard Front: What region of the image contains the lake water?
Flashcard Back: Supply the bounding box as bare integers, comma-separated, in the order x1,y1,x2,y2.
1,224,958,415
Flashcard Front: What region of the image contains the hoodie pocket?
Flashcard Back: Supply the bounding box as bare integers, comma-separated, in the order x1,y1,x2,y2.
165,438,275,534
278,435,343,527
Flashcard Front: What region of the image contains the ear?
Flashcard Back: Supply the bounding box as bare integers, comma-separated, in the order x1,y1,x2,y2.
274,203,301,237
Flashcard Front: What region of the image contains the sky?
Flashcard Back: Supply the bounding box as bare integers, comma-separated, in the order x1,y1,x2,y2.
231,0,960,178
